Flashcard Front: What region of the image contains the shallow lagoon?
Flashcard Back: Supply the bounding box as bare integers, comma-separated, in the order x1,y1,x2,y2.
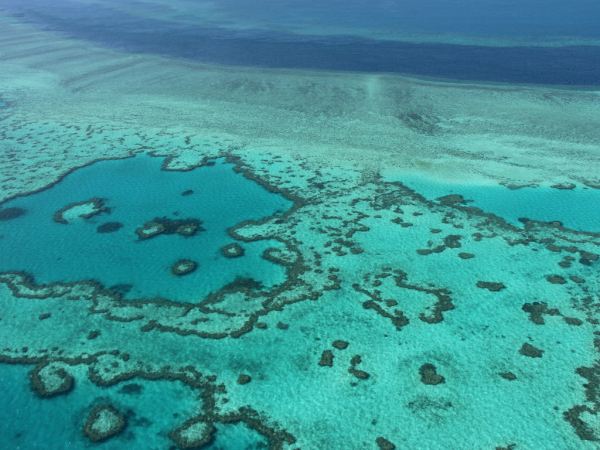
0,155,293,302
386,172,600,232
0,364,201,450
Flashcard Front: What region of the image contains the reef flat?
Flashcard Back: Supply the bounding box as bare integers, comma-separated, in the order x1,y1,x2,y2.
1,4,600,450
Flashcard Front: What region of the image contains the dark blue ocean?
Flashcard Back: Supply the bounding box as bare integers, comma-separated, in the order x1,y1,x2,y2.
1,0,600,85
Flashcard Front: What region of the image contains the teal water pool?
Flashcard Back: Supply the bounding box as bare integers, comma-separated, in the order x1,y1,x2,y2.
389,173,600,232
0,154,293,302
0,364,201,450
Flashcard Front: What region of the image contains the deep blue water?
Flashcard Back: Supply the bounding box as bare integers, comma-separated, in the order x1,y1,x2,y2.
202,0,600,38
0,155,293,302
1,0,600,85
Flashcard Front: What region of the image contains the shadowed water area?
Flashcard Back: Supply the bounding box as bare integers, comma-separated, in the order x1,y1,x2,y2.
0,155,293,302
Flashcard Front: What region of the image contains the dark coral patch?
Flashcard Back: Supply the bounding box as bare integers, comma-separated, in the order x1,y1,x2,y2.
376,437,396,450
82,405,126,442
237,374,252,385
547,275,567,284
499,372,517,381
135,221,165,239
443,235,462,248
181,190,194,196
436,194,468,205
459,253,475,259
87,330,101,340
332,340,349,350
580,251,599,261
476,281,506,291
169,419,215,449
350,369,370,380
136,217,204,240
522,302,560,325
54,198,107,224
496,444,517,450
519,343,544,358
362,299,409,329
96,222,123,233
318,350,334,367
419,363,445,385
0,207,26,221
564,317,583,326
551,183,576,190
172,259,198,276
221,243,245,258
30,365,74,397
348,355,370,380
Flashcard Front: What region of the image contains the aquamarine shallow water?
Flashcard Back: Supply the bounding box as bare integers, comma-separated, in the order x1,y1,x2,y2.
0,365,267,450
388,173,600,232
0,155,293,302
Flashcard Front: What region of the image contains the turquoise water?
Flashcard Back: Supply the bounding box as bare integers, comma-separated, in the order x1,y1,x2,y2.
0,364,201,450
0,155,293,302
1,1,600,449
205,423,267,450
391,174,600,232
0,365,266,450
